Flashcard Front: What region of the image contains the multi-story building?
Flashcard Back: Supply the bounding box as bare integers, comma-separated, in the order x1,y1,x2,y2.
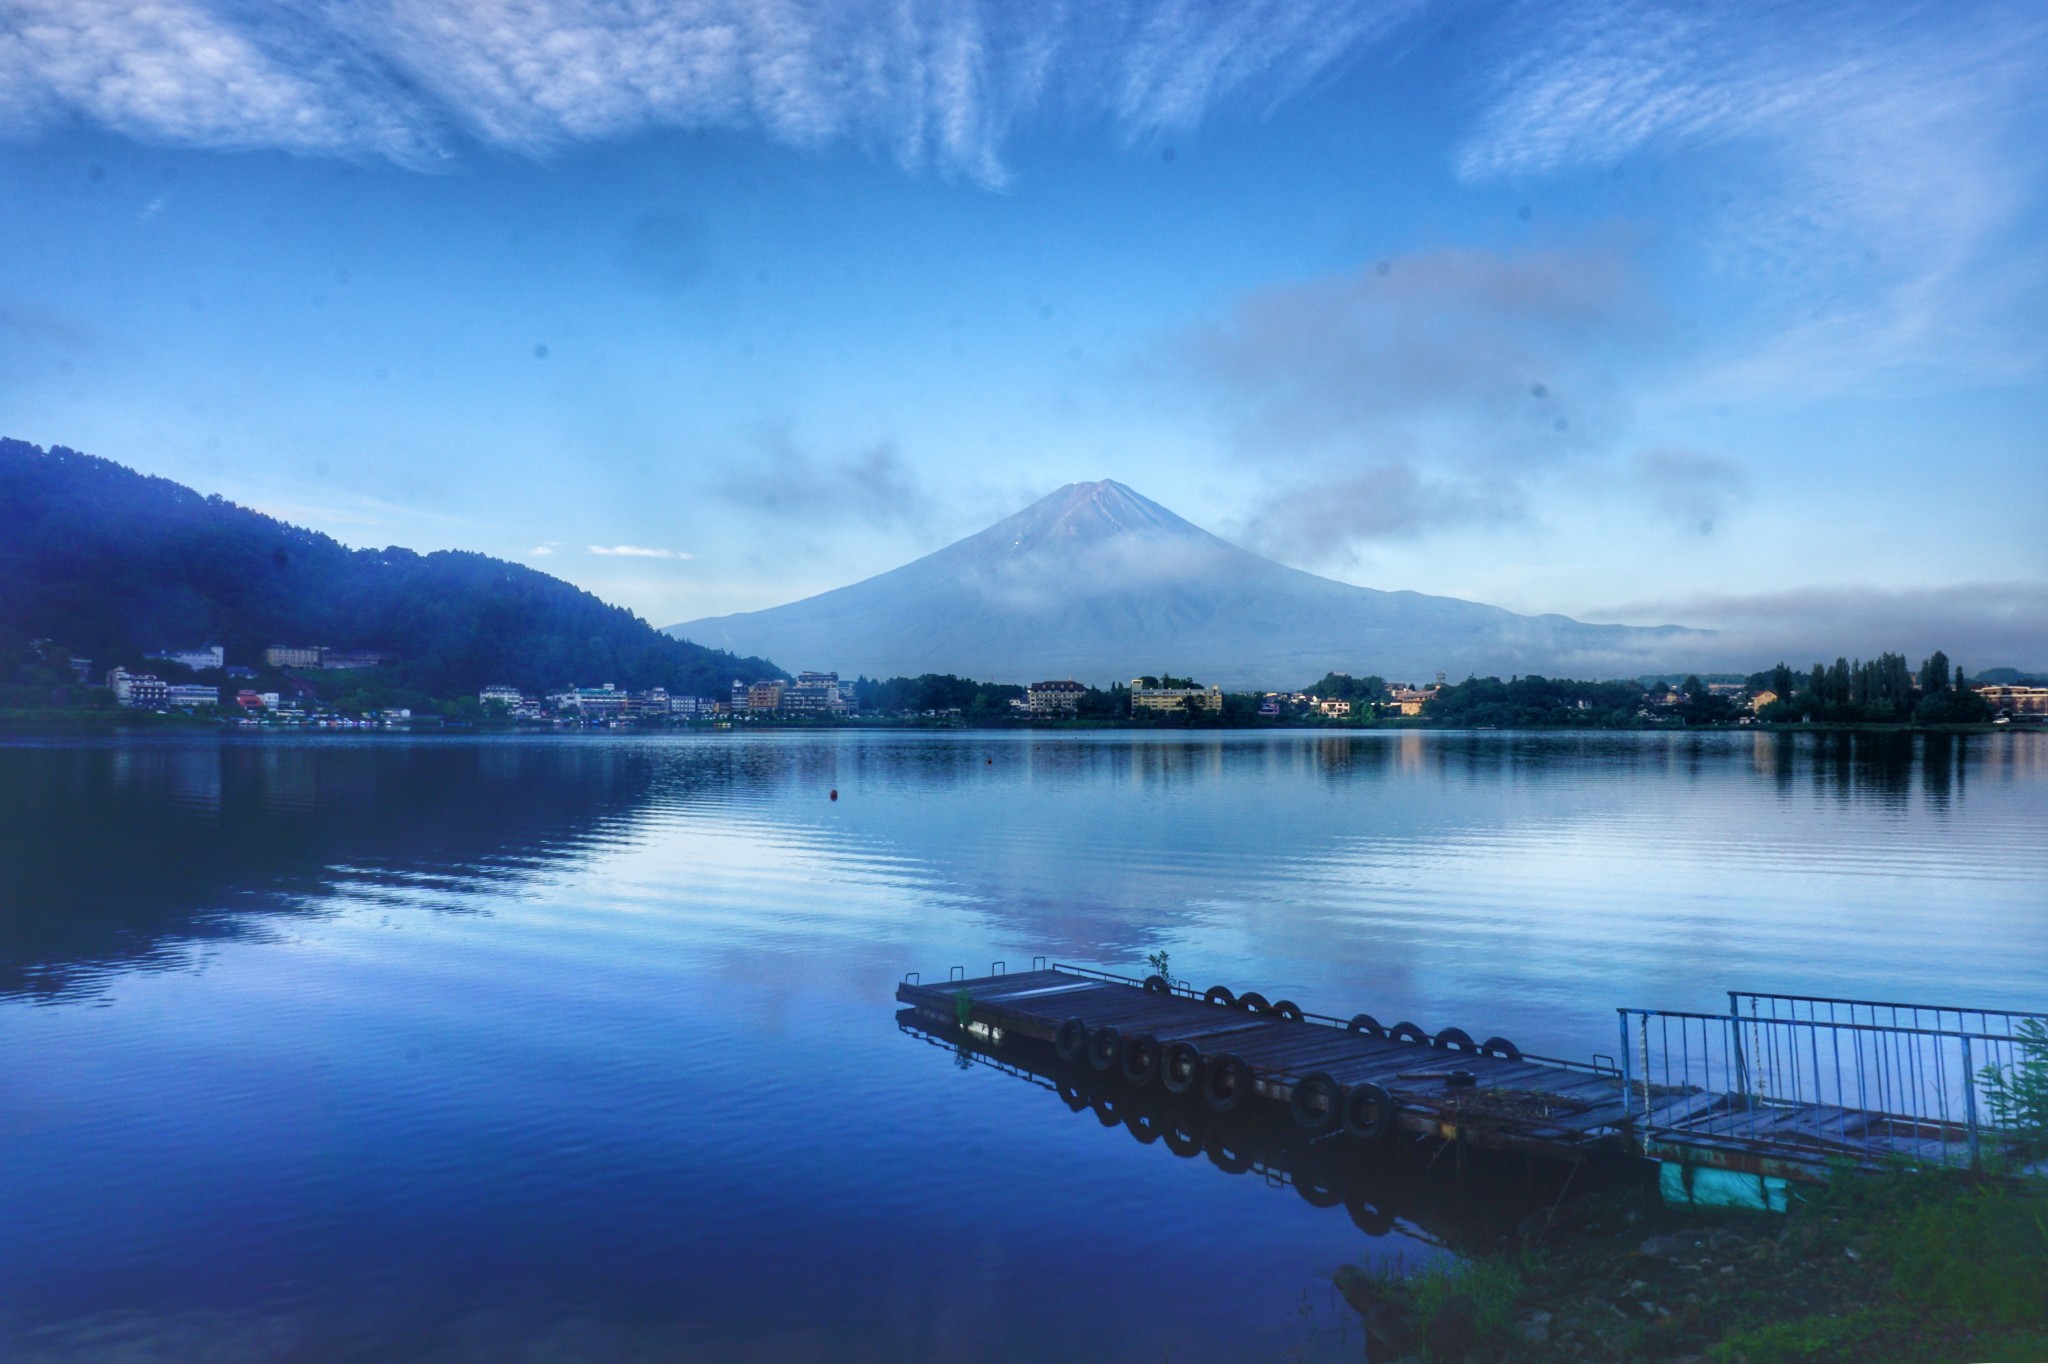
266,645,325,669
105,668,169,708
730,679,751,713
1028,680,1086,716
746,680,786,714
1391,685,1440,717
319,650,395,670
150,645,224,671
479,684,523,708
164,684,220,709
1978,685,2048,717
554,684,628,719
784,672,846,715
1129,679,1223,714
1315,698,1352,718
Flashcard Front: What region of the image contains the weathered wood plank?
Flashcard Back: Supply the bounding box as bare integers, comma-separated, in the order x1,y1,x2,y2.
900,966,1924,1180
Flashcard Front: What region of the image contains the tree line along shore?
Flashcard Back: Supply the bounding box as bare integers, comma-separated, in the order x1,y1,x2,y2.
5,635,2037,732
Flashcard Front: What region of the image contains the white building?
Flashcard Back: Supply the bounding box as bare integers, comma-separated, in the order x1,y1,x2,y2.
554,684,628,719
784,672,846,715
106,668,169,708
164,684,220,709
1028,680,1086,716
150,645,224,671
479,684,523,708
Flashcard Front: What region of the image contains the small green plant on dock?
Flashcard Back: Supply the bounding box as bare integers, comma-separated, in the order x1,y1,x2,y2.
1145,948,1179,989
1978,1018,2048,1158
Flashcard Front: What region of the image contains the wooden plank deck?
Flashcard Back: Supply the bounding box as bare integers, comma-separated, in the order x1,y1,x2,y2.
897,966,2007,1180
898,967,1635,1162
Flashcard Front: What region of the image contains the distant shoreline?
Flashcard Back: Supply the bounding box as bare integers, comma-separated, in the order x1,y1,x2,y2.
2,710,2032,739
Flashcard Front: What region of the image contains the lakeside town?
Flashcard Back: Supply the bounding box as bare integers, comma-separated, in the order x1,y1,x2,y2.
26,637,2048,730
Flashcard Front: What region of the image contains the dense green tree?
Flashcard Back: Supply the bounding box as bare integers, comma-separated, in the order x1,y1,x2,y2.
1762,648,1988,725
1421,675,1645,728
849,674,1025,715
1303,672,1389,703
1914,687,1993,724
1918,650,1951,695
0,439,780,705
1075,682,1128,720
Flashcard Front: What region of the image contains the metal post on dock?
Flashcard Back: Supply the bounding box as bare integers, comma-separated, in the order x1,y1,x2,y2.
1962,1034,1981,1169
1727,991,1750,1098
1617,1011,1635,1128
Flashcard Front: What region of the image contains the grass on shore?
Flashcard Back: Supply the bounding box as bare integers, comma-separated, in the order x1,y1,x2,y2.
1337,1166,2048,1363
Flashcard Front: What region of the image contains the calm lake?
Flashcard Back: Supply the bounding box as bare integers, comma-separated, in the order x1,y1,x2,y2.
3,730,2045,1361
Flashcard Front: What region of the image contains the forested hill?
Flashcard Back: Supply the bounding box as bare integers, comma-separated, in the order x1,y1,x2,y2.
0,439,781,697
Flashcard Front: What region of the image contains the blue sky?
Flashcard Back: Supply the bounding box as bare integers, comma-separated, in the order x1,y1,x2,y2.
3,0,2045,663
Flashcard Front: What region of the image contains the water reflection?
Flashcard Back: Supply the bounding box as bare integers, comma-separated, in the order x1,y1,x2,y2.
0,739,664,1000
6,730,2046,1021
2,730,2044,1362
897,1009,1576,1254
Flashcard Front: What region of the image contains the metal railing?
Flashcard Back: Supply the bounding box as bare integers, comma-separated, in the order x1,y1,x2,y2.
1619,1005,2039,1169
1730,990,2048,1042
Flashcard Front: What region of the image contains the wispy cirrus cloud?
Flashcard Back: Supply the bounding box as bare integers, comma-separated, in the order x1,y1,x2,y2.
0,0,1423,184
1456,1,2048,395
0,0,444,163
588,544,691,559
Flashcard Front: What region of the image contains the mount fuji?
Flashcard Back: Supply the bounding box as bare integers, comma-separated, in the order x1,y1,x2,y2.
668,481,1706,688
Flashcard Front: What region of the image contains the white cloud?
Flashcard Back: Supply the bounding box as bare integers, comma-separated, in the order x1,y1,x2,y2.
717,430,934,531
588,544,691,559
1154,245,1656,558
1587,581,2048,672
0,0,1422,184
1456,1,2048,396
0,0,444,164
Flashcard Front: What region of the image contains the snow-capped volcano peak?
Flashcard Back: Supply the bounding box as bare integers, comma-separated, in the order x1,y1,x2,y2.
669,481,1700,687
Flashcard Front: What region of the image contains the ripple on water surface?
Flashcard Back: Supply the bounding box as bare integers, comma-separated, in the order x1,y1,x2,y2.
2,730,2045,1361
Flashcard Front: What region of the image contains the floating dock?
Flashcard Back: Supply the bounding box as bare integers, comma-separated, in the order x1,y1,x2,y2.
898,964,2043,1190
895,1004,1569,1251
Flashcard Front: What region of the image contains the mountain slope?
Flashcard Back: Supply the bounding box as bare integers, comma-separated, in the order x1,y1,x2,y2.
669,481,1705,687
0,438,780,696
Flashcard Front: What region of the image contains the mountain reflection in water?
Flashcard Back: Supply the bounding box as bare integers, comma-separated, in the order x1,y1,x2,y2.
2,730,2044,1362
